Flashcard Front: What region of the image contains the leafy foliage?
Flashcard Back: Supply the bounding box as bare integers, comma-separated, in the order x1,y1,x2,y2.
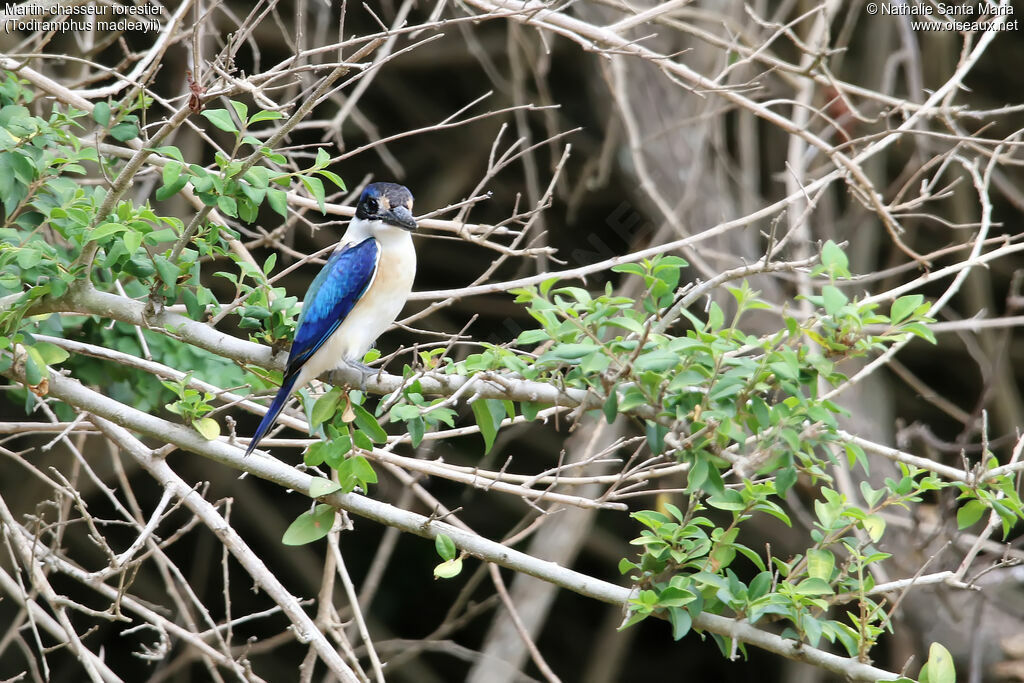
0,75,324,420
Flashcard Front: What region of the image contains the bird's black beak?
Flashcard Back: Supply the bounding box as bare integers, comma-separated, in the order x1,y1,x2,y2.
383,205,417,231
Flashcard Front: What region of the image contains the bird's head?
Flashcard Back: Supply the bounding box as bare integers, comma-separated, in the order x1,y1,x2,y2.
354,182,417,233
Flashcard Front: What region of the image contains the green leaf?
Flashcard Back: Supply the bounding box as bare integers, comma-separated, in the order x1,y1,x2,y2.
706,302,724,331
435,533,457,561
16,248,42,269
300,175,326,213
31,342,69,365
433,557,463,579
819,240,849,276
390,404,421,421
352,429,372,451
707,489,746,511
23,350,45,385
801,612,823,648
862,514,885,542
309,477,342,498
305,441,327,467
202,108,239,134
607,315,644,335
267,188,288,217
156,176,188,201
151,145,185,163
821,285,848,315
328,436,353,468
243,305,271,320
153,255,179,288
216,195,238,218
792,577,833,595
248,110,285,124
516,329,549,345
149,228,181,243
602,391,618,424
262,252,277,275
317,169,346,190
645,421,667,455
93,101,111,127
351,403,387,444
902,322,937,344
471,398,505,454
407,416,425,447
775,466,797,496
162,160,182,187
956,499,987,530
668,607,692,640
806,548,834,581
88,222,127,242
281,504,335,545
109,122,138,141
634,350,679,373
119,230,141,257
859,480,885,508
920,642,955,683
347,455,377,488
193,417,220,440
611,263,646,276
891,294,925,325
311,387,343,428
230,100,248,124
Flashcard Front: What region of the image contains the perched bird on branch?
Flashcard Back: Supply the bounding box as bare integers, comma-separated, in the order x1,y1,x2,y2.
244,182,418,456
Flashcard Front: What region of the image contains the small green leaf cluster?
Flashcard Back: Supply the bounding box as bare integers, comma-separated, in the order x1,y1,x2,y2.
282,373,462,545
383,371,458,448
433,533,463,579
508,255,859,475
802,287,935,356
214,253,300,348
954,457,1024,538
392,346,539,453
92,94,145,143
288,364,467,529
161,373,220,440
805,241,935,354
156,102,343,220
619,465,953,660
301,387,381,495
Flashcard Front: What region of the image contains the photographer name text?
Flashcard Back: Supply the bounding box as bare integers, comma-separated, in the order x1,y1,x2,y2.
879,2,1013,15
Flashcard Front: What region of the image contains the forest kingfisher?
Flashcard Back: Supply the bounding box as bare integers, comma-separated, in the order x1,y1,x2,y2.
244,182,418,456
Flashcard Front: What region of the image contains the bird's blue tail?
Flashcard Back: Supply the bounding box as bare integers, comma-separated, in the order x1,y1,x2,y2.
245,373,300,456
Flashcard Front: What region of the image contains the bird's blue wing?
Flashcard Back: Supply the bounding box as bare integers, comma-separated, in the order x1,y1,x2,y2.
286,237,380,374
244,237,379,457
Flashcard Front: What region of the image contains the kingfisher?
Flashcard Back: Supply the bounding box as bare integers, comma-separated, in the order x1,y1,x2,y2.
244,182,418,456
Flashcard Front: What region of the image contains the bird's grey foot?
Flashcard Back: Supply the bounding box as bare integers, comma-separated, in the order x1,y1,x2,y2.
346,359,377,391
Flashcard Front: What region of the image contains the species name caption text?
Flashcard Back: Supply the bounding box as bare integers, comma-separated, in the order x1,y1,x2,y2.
865,2,1019,32
3,3,162,34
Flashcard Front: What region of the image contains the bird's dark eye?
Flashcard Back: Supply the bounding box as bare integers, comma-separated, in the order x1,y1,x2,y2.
365,197,378,214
